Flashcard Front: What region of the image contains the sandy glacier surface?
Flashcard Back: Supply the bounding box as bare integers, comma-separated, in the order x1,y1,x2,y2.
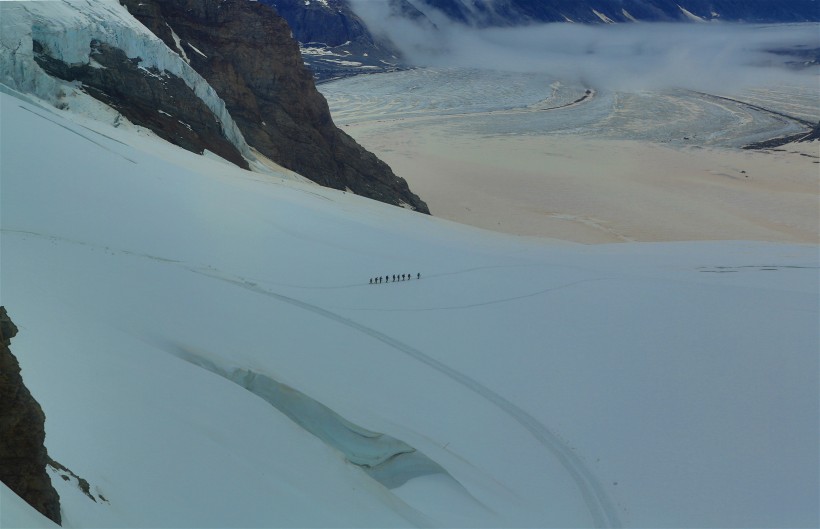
321,68,819,244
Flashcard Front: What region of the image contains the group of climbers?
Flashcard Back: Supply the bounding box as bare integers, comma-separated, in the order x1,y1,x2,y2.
370,273,420,284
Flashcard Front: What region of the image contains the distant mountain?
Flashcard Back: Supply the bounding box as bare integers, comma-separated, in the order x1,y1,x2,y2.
265,0,819,78
414,0,820,25
257,0,417,81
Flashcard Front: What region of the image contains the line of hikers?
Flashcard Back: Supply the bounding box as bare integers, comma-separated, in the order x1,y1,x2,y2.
370,273,420,284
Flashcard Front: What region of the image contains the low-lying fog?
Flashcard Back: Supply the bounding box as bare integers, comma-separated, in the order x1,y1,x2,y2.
350,0,818,93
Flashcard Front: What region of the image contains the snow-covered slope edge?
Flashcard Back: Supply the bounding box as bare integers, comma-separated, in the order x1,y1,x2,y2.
1,482,59,529
2,81,818,528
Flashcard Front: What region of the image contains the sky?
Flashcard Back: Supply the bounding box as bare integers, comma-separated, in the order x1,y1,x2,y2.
348,0,819,92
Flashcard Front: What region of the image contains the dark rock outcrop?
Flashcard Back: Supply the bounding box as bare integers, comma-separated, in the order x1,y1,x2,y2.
33,39,248,169
0,307,62,526
121,0,429,212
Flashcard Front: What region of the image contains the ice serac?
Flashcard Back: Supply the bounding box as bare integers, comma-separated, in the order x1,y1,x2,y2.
0,0,254,167
33,38,249,168
121,0,430,213
0,307,62,526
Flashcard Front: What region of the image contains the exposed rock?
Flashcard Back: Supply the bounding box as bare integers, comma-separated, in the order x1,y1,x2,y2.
0,307,62,526
121,0,429,213
48,458,108,504
33,38,248,169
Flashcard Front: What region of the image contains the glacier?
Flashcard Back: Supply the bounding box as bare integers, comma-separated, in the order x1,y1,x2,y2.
0,2,818,528
1,83,818,527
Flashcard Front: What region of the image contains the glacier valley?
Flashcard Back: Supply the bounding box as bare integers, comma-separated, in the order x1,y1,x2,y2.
0,2,818,528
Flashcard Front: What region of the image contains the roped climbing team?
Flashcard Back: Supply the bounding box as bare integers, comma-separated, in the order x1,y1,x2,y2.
369,273,421,284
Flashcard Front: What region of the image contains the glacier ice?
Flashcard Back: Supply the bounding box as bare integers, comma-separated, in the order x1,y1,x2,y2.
0,0,253,160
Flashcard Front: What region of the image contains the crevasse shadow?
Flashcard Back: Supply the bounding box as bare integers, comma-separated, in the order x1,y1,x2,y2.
176,349,448,489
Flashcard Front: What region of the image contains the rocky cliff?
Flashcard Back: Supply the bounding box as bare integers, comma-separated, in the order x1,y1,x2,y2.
121,0,429,212
0,307,62,526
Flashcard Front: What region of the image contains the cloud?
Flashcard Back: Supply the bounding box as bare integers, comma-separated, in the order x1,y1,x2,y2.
347,2,819,92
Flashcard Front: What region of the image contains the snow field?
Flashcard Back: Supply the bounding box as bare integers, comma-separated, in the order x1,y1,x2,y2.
2,85,818,528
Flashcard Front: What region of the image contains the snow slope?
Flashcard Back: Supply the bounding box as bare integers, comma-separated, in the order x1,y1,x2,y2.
1,84,818,527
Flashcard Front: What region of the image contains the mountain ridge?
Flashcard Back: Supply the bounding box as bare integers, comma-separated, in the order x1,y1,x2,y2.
412,0,820,25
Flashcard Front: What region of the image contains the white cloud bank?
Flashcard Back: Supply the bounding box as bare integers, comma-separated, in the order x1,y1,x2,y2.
348,1,819,92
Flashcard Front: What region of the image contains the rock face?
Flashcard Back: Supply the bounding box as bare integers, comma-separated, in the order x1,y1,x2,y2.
121,0,429,213
0,307,62,526
33,38,249,169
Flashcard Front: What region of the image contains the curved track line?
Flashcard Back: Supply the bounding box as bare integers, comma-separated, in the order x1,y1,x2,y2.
190,267,622,528
6,228,620,524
